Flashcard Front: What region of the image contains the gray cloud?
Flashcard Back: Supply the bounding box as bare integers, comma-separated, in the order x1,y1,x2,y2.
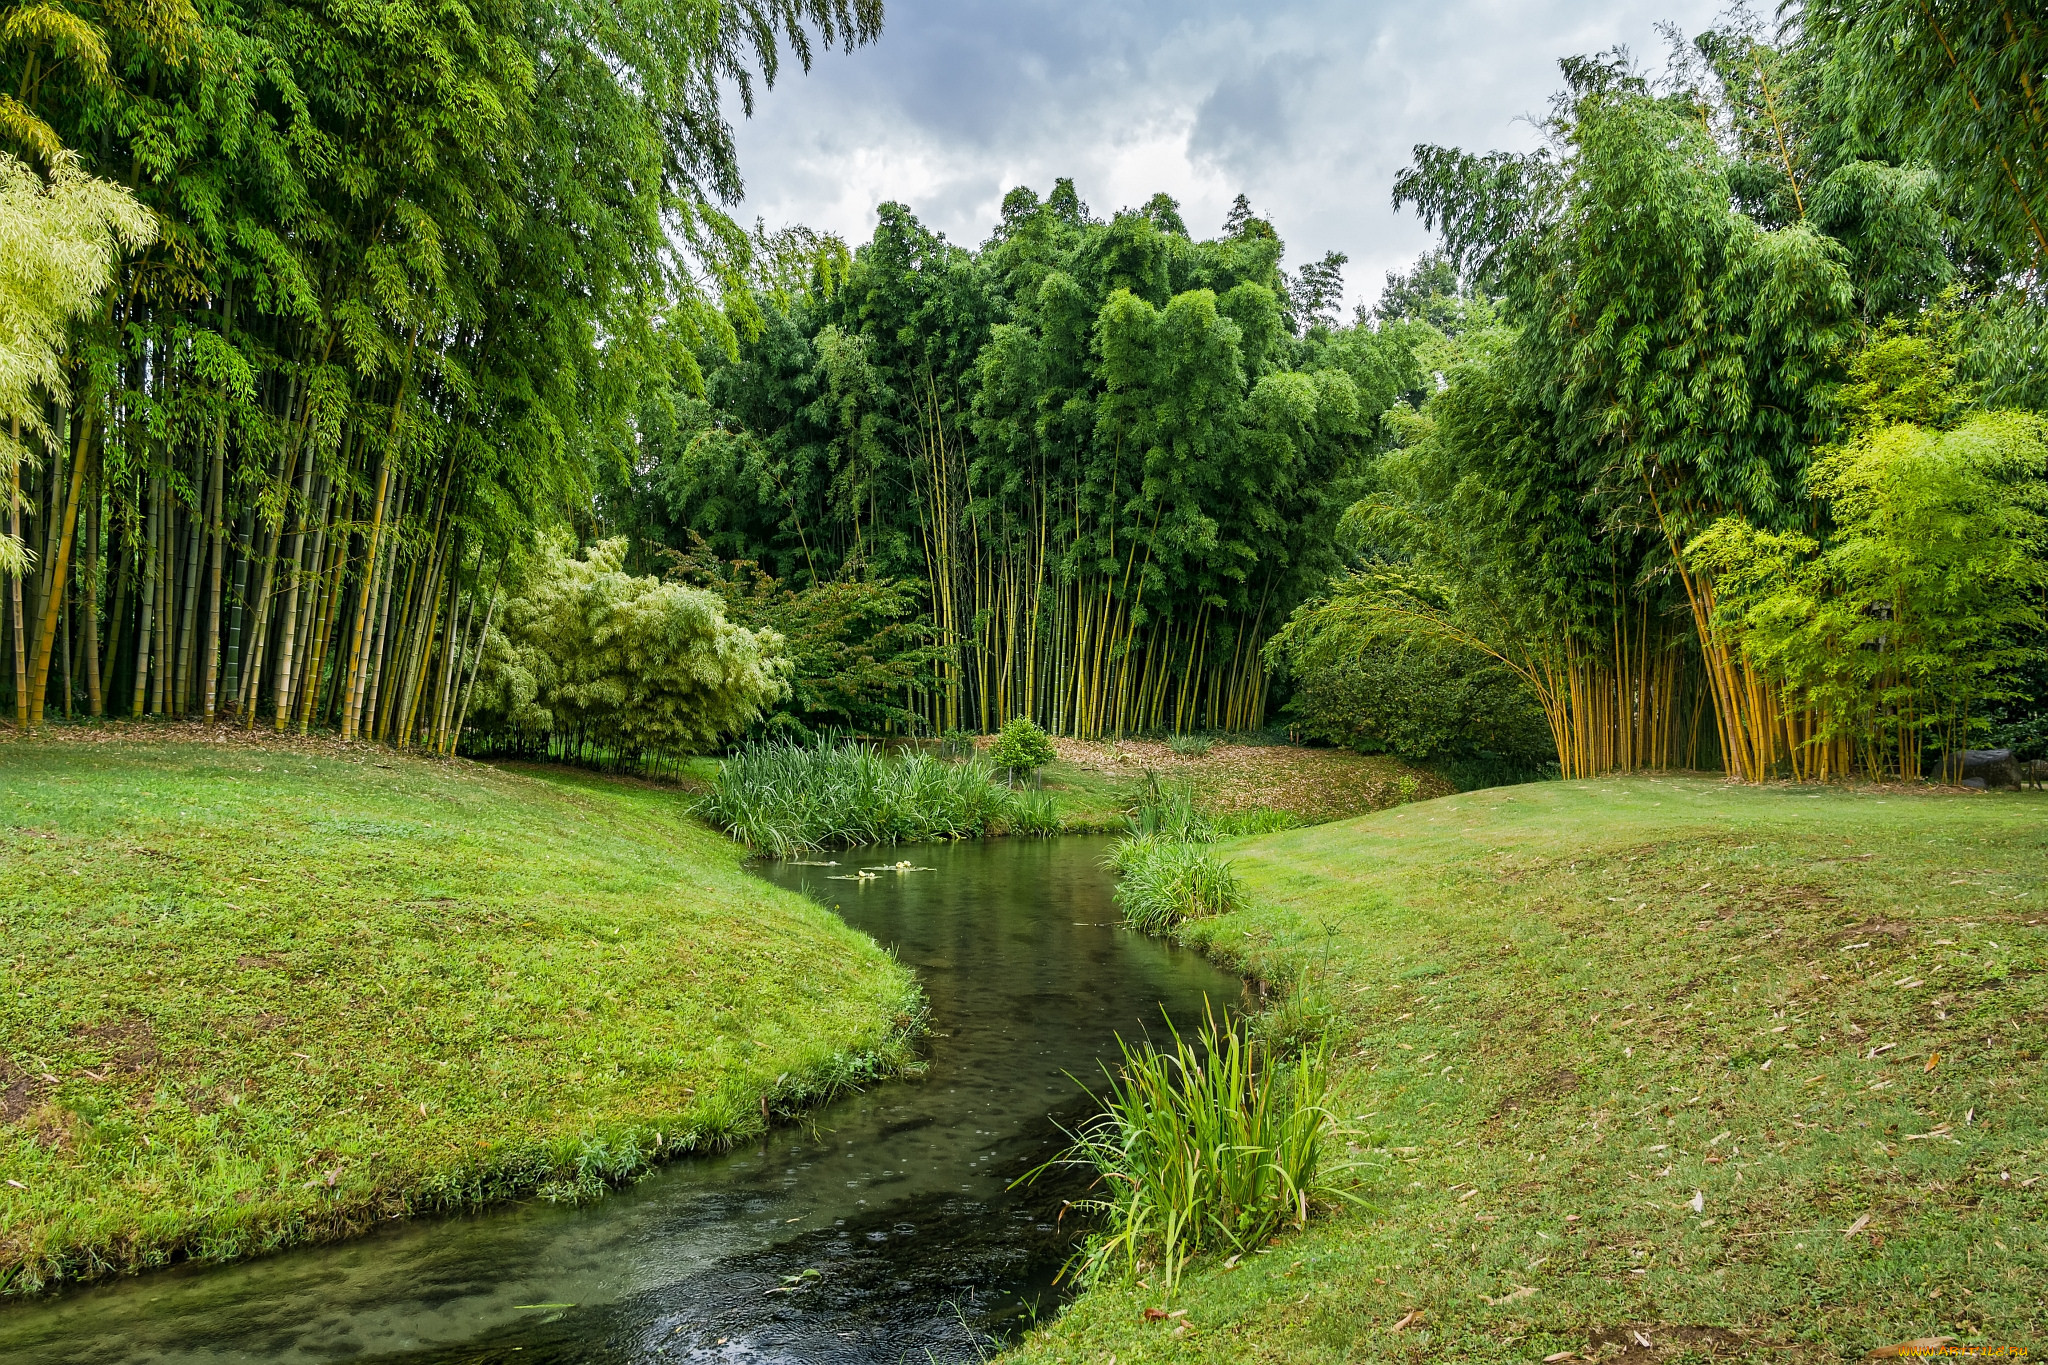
728,0,1722,307
1189,53,1311,177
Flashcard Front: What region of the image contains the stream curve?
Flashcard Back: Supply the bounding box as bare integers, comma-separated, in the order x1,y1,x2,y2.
0,835,1239,1364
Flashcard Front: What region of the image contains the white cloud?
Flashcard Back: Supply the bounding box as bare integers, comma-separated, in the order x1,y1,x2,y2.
728,0,1722,309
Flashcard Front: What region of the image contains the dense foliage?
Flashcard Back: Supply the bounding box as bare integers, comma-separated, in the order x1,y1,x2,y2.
601,185,1412,739
662,535,937,737
1357,14,2048,781
9,0,2047,783
465,538,790,759
1,0,879,744
1264,570,1552,770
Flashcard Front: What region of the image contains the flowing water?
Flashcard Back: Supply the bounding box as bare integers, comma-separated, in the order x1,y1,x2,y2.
0,836,1240,1364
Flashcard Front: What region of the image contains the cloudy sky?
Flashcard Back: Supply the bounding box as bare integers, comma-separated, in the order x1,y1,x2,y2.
727,0,1724,311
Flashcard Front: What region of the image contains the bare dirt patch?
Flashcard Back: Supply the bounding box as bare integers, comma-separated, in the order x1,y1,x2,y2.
1036,737,1450,822
1576,1325,1763,1362
0,1063,41,1123
71,1016,160,1073
1491,1066,1582,1118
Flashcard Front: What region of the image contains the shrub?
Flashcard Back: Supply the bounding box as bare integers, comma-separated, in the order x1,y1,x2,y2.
1165,731,1214,756
1262,569,1553,774
467,538,789,755
1692,408,2048,780
1039,1006,1346,1295
990,716,1058,778
662,535,944,737
698,739,1023,856
1109,837,1244,935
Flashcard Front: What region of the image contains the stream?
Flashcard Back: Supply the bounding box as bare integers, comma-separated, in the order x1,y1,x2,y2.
0,835,1240,1364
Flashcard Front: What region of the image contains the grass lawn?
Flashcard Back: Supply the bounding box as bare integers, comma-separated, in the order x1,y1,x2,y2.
1009,777,2048,1363
0,728,920,1294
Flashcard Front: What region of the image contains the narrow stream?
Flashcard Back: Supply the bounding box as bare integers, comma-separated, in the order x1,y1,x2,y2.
0,836,1240,1364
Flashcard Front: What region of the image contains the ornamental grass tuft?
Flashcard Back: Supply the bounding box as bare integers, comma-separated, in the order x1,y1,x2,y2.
1107,774,1255,932
1106,836,1245,934
1035,1004,1348,1297
699,739,1048,855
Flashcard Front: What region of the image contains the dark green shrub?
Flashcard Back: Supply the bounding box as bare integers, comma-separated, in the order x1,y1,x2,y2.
1264,570,1552,776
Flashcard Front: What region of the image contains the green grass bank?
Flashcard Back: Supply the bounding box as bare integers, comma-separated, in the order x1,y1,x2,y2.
1010,778,2048,1363
0,730,921,1294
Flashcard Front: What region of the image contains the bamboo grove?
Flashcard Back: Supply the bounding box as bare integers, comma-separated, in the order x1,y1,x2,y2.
1,0,882,735
8,0,2048,783
608,188,1407,741
1346,5,2048,783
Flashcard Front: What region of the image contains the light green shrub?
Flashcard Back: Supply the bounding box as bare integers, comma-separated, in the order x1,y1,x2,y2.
468,538,790,753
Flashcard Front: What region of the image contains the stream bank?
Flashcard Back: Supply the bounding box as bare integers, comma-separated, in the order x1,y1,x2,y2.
0,834,1241,1363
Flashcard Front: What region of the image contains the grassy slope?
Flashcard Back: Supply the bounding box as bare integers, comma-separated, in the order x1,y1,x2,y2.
1038,739,1452,833
0,733,919,1292
1010,777,2048,1363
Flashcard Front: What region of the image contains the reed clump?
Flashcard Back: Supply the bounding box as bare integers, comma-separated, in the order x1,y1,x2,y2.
699,739,1048,855
1129,772,1215,841
1040,1005,1347,1296
1105,774,1271,933
1108,837,1245,934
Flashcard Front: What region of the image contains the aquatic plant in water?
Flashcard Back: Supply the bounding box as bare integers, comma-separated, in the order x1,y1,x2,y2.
699,739,1050,855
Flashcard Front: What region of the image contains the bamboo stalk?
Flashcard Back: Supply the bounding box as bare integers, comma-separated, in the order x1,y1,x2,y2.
7,421,25,729
202,399,227,720
269,451,317,732
26,394,94,729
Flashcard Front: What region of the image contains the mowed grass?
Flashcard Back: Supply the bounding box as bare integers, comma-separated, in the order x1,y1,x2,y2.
1009,778,2048,1363
0,731,921,1293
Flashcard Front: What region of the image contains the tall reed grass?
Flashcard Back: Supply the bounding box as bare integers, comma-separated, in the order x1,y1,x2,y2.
698,739,1048,855
1127,772,1296,841
1107,836,1245,934
1106,774,1270,933
1038,1005,1347,1295
1129,772,1215,841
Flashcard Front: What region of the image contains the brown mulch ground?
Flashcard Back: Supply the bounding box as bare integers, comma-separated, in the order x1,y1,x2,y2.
1039,736,1453,823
